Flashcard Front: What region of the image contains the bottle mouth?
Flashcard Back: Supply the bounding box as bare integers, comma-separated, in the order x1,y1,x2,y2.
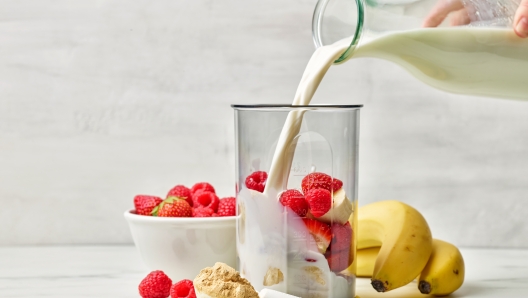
312,0,364,63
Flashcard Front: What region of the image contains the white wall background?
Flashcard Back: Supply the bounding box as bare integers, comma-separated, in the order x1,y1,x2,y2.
1,0,527,247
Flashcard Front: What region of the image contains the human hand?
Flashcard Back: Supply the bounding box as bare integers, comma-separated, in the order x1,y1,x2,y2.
514,0,528,37
422,0,468,28
423,0,528,38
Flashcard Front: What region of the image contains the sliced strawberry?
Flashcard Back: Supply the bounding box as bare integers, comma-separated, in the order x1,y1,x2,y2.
330,222,353,252
279,189,309,217
325,247,352,273
302,218,332,254
305,189,332,218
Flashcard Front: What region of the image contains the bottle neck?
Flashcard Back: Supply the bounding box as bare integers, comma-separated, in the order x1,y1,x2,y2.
312,0,364,63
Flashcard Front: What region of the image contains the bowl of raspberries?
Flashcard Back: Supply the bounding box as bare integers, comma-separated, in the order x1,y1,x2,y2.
124,182,236,282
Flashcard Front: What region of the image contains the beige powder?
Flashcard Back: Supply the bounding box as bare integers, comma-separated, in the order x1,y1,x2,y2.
194,262,259,298
263,267,284,286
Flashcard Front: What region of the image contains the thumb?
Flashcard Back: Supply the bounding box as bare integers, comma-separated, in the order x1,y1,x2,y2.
514,0,528,38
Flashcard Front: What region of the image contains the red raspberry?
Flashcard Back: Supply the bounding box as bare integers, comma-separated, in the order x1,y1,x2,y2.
167,185,193,206
134,195,163,216
245,171,267,193
305,189,332,218
212,213,220,217
138,270,172,298
192,207,214,217
157,198,192,217
171,279,196,298
301,172,342,194
279,189,309,217
192,191,219,212
217,197,236,217
332,179,343,192
190,182,215,196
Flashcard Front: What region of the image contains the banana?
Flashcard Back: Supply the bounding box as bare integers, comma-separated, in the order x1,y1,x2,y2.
358,200,433,292
315,188,353,224
418,239,465,296
356,246,379,277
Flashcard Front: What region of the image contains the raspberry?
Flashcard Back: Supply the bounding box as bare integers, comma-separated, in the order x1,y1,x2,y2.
217,197,236,217
190,182,215,196
305,189,332,218
134,195,163,216
138,270,172,298
279,189,309,217
192,191,219,212
192,207,214,217
301,172,342,194
157,198,192,217
245,171,267,193
167,185,193,206
332,179,343,192
171,279,196,298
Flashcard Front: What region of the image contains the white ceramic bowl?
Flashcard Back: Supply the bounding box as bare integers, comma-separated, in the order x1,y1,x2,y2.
124,210,236,281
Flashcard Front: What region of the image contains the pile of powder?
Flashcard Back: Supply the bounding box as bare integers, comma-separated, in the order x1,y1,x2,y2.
193,262,259,298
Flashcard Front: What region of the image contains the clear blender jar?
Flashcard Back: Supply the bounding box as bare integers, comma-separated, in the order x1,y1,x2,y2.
233,105,361,298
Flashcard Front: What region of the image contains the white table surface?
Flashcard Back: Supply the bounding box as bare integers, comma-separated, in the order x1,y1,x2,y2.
0,246,527,297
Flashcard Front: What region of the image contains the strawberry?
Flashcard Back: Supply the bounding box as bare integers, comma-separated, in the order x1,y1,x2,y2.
155,197,192,217
192,207,214,217
134,195,163,216
245,171,267,193
167,185,193,206
171,279,196,298
330,222,353,252
190,182,215,196
305,189,332,217
279,189,309,217
217,197,236,217
192,191,219,212
302,218,332,254
325,247,352,273
301,172,343,194
138,270,172,298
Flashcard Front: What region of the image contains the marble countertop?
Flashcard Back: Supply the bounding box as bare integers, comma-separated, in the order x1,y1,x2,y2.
0,246,527,297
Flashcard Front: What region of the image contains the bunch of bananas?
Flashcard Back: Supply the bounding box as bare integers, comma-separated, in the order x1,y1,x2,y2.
353,200,465,296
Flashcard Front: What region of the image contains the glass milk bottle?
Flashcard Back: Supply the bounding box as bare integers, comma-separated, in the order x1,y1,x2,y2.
312,0,528,100
233,105,361,298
